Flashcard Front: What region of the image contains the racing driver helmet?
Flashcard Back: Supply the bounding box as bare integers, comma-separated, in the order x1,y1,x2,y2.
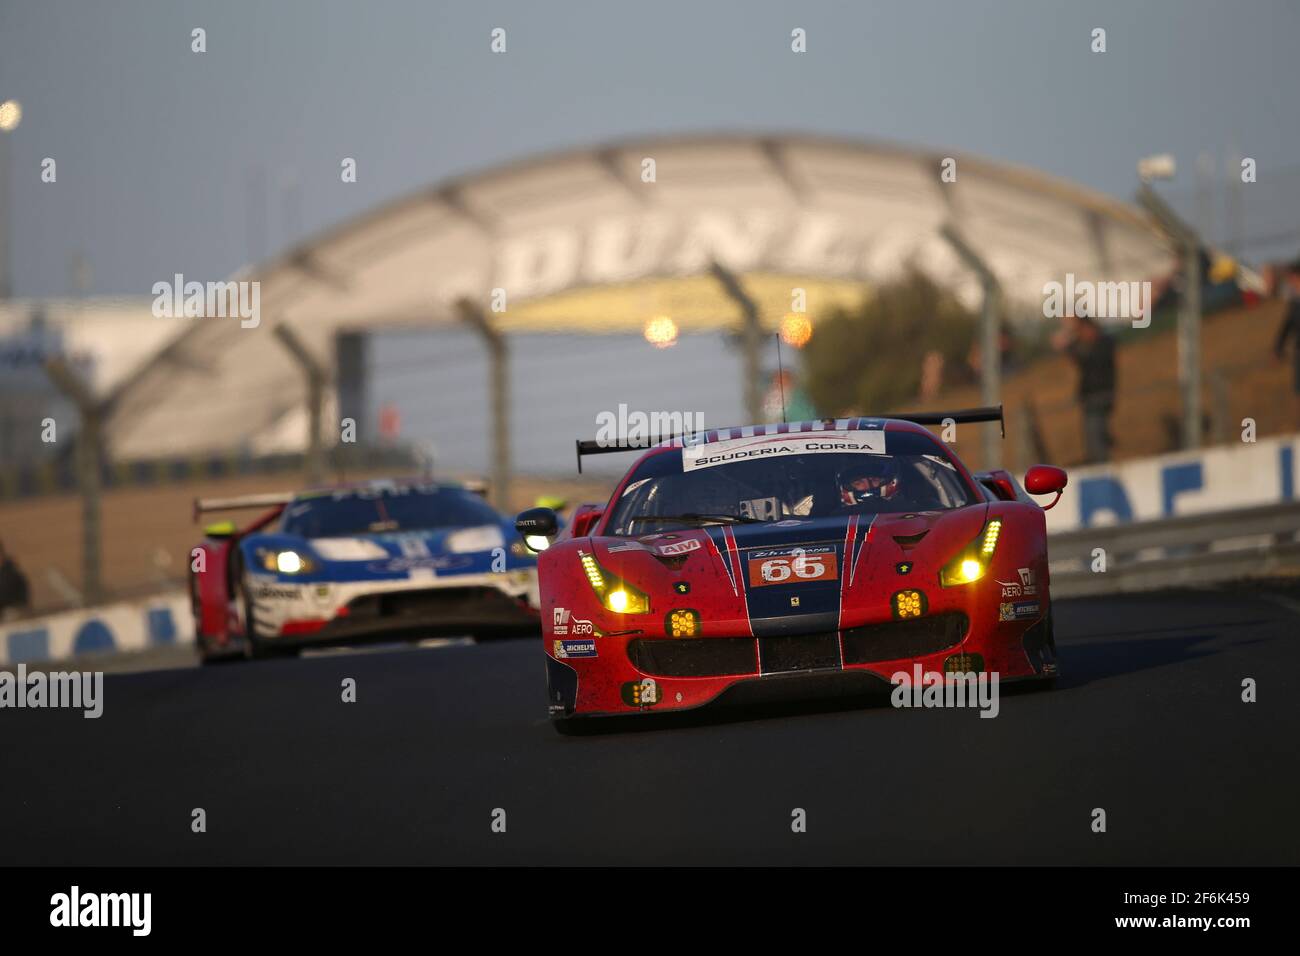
837,456,900,505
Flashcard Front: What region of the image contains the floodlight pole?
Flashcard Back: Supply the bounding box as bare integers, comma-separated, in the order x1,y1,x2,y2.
710,261,764,424
44,357,104,605
940,224,1002,468
456,298,511,510
272,324,328,485
1138,184,1201,451
0,132,10,300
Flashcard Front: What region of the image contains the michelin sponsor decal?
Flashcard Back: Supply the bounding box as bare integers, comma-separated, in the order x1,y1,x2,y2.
553,638,598,659
683,431,885,472
998,600,1041,622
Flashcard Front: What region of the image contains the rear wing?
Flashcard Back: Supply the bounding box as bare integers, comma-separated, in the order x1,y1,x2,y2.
575,436,679,473
573,405,1004,472
886,405,1005,438
192,492,295,523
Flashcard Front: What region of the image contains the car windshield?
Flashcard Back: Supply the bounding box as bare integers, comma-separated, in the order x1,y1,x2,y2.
605,430,976,535
280,485,501,538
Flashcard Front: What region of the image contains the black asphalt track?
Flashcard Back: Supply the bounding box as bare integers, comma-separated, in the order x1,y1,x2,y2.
2,588,1296,865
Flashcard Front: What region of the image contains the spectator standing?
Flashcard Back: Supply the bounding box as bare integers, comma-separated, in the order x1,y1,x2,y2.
1053,311,1117,464
1272,259,1300,427
0,540,32,621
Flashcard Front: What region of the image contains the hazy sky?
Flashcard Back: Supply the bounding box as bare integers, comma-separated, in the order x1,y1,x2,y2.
2,0,1298,299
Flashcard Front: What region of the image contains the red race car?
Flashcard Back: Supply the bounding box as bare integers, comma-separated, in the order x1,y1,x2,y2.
516,408,1067,731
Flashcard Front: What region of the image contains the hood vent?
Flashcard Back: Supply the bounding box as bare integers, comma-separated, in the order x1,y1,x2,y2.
892,530,930,550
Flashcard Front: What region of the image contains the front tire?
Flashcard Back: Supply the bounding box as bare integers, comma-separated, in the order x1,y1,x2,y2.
551,716,604,736
233,564,282,660
1030,602,1059,690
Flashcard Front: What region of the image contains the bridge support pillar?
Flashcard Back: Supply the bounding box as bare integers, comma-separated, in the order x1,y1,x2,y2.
941,224,1003,469
457,298,511,511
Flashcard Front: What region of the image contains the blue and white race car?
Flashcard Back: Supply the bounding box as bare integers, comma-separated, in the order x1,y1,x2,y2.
191,480,541,660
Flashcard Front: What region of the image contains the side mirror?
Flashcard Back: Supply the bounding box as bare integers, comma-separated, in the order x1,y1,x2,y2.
1024,465,1068,510
515,507,558,552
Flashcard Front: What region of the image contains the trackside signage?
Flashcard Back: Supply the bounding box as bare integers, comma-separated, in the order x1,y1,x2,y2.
1044,433,1300,533
0,591,193,667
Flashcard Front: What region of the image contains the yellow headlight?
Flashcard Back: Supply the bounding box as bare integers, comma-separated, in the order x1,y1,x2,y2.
580,553,605,590
981,520,1002,557
580,551,650,614
939,520,1002,587
604,587,649,614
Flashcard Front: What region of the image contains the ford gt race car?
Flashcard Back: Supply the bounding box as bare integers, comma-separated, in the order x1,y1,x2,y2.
191,479,541,661
516,408,1068,730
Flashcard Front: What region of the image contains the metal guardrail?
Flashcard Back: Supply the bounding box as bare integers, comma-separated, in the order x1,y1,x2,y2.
1048,500,1300,596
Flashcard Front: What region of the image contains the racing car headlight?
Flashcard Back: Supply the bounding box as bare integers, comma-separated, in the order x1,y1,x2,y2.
511,538,547,558
262,549,315,575
579,552,651,614
939,519,1002,587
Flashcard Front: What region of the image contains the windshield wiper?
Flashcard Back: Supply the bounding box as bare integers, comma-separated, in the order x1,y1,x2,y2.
629,512,764,527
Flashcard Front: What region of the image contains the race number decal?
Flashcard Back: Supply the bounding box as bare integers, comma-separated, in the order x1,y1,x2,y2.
747,546,838,587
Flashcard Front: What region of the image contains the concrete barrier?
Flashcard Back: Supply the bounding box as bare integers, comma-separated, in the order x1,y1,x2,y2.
1045,433,1300,533
1,590,194,666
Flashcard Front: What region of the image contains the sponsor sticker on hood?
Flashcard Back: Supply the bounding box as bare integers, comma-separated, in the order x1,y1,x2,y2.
657,538,702,557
